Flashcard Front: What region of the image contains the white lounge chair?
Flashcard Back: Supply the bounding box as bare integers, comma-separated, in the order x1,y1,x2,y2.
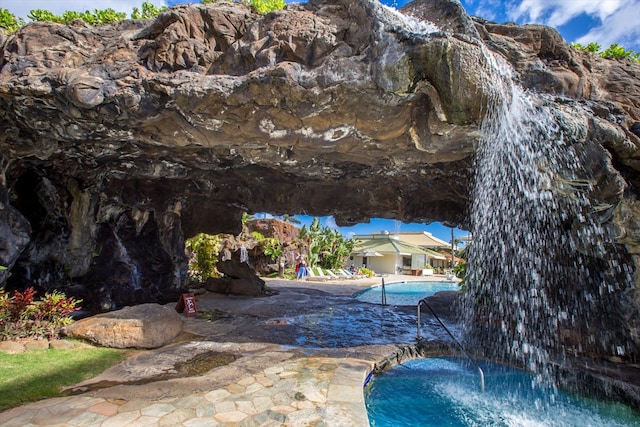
339,269,363,279
325,269,341,279
316,268,337,280
307,267,330,281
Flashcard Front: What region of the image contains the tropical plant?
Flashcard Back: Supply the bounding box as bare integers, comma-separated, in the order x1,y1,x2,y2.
281,214,301,225
570,41,640,62
0,287,82,340
131,1,166,20
0,9,23,32
185,233,221,283
298,218,356,270
321,228,357,270
359,267,374,277
248,0,286,14
27,8,127,25
453,261,466,279
251,231,283,262
570,41,601,53
298,217,323,268
241,211,254,227
601,43,640,61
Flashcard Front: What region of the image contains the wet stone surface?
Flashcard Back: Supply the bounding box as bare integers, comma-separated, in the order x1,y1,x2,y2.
188,280,458,348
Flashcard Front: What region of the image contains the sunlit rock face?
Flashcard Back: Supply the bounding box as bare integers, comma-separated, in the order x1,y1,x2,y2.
0,0,638,349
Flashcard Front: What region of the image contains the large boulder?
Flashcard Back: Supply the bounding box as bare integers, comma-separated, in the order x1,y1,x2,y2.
205,260,267,296
63,303,184,348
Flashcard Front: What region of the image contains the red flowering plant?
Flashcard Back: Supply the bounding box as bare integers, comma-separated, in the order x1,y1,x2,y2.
0,287,82,341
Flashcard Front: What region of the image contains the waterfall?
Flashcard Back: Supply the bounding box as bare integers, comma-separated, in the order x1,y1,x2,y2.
240,245,249,264
460,49,633,382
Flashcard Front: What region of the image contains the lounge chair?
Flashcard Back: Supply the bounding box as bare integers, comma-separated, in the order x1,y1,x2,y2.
325,269,342,279
307,267,330,281
316,268,337,280
339,269,363,279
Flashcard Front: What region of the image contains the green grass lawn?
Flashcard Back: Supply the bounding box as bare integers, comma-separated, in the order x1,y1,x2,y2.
0,345,126,411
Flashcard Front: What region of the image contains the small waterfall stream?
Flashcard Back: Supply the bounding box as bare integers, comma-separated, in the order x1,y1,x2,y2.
460,48,633,382
240,245,249,264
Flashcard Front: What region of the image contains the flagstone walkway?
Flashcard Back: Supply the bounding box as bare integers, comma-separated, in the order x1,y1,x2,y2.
1,355,371,427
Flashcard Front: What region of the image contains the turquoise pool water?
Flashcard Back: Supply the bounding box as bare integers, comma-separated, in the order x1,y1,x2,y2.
364,357,640,426
353,281,459,305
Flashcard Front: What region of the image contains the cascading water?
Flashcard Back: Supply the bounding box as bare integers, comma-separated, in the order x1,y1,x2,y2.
460,47,635,383
240,245,249,264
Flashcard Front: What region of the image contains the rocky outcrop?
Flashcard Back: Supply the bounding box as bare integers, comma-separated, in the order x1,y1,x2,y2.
0,0,638,361
63,303,184,348
217,218,301,274
205,260,267,296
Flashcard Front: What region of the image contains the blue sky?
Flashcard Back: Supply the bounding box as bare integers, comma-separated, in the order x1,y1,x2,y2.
257,213,467,245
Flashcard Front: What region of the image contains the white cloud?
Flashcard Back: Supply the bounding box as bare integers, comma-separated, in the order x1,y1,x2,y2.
508,0,632,28
466,0,503,21
575,1,640,51
505,0,640,51
3,0,168,20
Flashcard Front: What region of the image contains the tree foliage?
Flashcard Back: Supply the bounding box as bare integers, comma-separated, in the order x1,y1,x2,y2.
28,8,127,25
251,231,283,262
248,0,286,14
0,287,82,340
185,233,221,283
601,43,640,61
571,41,640,62
280,214,301,224
131,1,166,20
298,217,357,270
0,2,166,32
0,8,24,32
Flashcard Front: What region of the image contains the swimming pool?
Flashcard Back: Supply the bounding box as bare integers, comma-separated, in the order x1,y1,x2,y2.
353,281,459,306
364,357,640,426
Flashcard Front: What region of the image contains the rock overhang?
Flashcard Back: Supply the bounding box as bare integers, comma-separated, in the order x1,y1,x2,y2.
0,0,638,316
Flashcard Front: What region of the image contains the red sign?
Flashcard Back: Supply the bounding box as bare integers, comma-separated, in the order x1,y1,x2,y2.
175,293,198,317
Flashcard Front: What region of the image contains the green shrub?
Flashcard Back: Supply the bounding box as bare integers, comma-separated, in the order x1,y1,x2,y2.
601,43,640,61
0,288,82,340
453,262,466,279
251,231,283,262
570,41,601,53
249,0,286,14
186,233,221,283
131,1,167,20
359,267,374,277
571,41,640,62
0,8,23,32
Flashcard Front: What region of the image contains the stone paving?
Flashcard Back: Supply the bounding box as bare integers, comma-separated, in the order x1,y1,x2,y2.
2,275,444,427
1,355,371,426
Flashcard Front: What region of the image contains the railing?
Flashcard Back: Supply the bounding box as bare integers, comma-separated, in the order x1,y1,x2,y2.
417,298,485,393
381,278,387,305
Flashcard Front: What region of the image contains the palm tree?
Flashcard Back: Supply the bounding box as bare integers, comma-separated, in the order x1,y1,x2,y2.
298,217,323,267
281,214,301,225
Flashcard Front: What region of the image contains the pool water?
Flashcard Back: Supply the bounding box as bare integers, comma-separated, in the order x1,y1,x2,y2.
353,281,459,305
365,357,640,426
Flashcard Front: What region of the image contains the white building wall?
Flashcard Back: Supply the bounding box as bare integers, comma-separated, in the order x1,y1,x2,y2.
351,255,398,275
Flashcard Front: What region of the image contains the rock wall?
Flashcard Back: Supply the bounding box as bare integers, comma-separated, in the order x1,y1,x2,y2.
0,0,639,358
